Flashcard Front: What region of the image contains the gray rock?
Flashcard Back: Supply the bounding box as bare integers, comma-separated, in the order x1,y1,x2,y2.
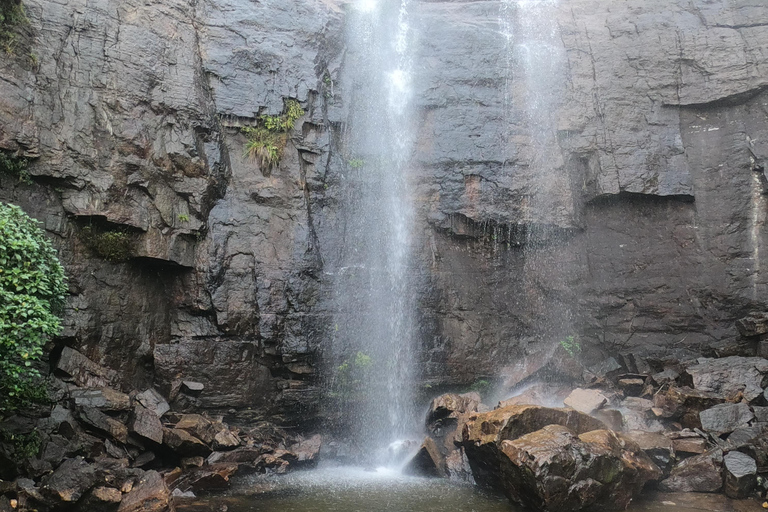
129,404,163,445
753,406,768,423
70,388,131,411
735,313,768,337
723,451,757,499
181,381,205,394
135,389,170,418
41,457,99,504
56,348,118,389
686,357,768,402
699,402,754,434
78,408,129,444
563,388,609,415
659,449,724,493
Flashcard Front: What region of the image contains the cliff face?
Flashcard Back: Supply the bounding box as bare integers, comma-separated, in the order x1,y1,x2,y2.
1,0,767,423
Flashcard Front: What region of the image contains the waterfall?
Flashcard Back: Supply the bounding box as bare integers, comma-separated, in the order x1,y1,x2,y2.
325,0,418,464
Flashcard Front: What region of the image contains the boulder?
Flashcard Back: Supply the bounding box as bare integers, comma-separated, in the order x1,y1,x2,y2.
207,447,262,464
672,437,709,456
41,457,99,503
174,415,216,445
162,429,211,457
289,434,322,465
117,470,171,512
659,449,723,493
78,407,129,443
76,486,123,511
172,463,238,492
725,426,763,449
618,378,645,397
685,357,768,402
404,437,445,478
735,312,768,337
212,429,240,450
497,426,660,512
181,381,204,395
563,388,609,415
460,404,607,490
621,431,675,473
723,451,757,499
135,389,170,418
753,406,768,423
699,402,754,435
653,387,725,428
130,404,164,444
70,388,132,411
426,392,482,432
56,347,118,388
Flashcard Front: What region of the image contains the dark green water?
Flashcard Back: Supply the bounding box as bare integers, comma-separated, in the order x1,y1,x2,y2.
177,467,765,512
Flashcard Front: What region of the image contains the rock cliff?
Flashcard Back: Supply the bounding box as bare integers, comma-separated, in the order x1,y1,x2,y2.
1,0,767,425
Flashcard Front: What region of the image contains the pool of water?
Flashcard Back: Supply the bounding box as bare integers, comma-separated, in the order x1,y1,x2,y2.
176,467,766,512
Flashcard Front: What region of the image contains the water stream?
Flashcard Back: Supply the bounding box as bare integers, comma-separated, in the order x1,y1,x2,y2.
324,0,419,463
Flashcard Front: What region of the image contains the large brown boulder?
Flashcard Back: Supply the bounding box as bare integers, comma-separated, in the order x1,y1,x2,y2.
497,426,660,512
659,449,724,493
460,404,607,490
117,471,172,512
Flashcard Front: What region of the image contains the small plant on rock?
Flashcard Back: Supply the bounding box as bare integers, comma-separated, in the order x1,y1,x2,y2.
559,335,581,358
0,151,31,184
0,0,28,55
0,202,66,416
79,225,132,262
242,99,305,170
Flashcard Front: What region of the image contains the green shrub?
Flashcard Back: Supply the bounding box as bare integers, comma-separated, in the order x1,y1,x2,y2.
331,351,374,400
0,202,66,416
469,378,491,395
0,428,41,458
559,335,581,358
242,99,305,169
0,0,27,55
0,151,31,184
79,226,132,262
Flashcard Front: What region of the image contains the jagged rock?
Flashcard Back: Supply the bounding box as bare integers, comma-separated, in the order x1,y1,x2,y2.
289,434,322,465
131,451,156,469
753,406,768,423
207,447,262,464
426,392,482,432
621,431,675,473
723,451,757,498
735,312,768,337
212,429,240,450
71,388,132,411
181,381,204,395
117,470,171,512
56,348,118,388
496,426,660,512
725,426,763,448
673,437,709,456
653,387,725,428
76,486,123,511
460,404,607,490
618,378,646,397
135,390,170,418
163,429,211,457
174,415,216,445
563,388,609,415
41,457,99,503
173,463,238,492
130,404,164,444
699,402,754,434
659,449,724,493
78,407,129,443
651,369,680,386
404,437,446,478
180,457,205,469
685,357,768,402
620,397,665,432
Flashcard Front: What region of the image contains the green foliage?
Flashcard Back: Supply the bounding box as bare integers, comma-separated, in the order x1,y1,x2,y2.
348,158,365,169
79,226,132,262
0,0,27,55
469,378,491,395
0,202,66,416
0,428,41,459
559,335,582,358
177,213,190,223
331,351,374,400
242,99,305,169
0,151,31,184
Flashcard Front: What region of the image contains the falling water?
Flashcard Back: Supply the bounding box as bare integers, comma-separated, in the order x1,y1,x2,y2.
325,0,418,464
497,0,573,393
